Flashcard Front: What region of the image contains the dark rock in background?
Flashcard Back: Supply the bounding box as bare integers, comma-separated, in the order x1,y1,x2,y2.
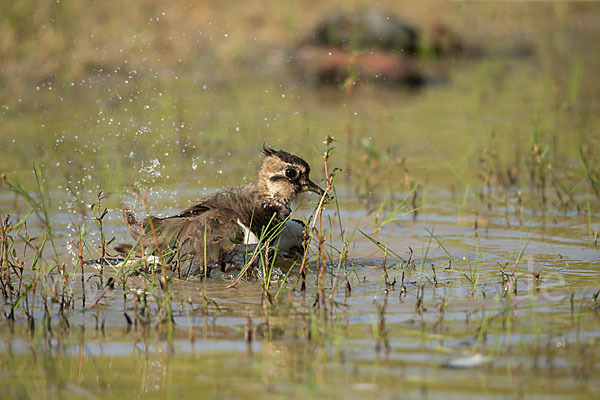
291,8,486,88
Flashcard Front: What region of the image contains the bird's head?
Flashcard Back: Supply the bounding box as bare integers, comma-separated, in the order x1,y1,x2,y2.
258,145,325,207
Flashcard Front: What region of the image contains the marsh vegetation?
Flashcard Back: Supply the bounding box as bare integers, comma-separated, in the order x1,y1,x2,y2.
1,1,599,398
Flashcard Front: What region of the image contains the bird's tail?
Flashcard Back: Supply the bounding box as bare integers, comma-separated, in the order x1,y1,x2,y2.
123,208,138,225
122,208,145,240
113,243,145,258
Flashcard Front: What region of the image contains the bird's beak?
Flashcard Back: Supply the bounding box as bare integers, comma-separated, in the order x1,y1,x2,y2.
305,180,327,197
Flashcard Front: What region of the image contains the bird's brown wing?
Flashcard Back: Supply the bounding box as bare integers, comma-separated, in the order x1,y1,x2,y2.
122,201,247,274
171,185,248,219
171,204,210,218
119,185,265,276
160,209,245,263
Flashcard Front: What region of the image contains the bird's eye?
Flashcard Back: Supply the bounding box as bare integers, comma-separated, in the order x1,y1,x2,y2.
285,168,297,179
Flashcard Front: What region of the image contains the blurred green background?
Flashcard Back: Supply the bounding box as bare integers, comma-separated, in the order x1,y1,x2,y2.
1,0,599,211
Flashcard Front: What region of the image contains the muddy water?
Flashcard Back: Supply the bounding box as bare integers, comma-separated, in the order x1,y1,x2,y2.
1,177,598,398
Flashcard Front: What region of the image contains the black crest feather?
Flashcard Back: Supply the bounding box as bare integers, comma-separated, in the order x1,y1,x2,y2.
262,143,276,157
261,144,310,172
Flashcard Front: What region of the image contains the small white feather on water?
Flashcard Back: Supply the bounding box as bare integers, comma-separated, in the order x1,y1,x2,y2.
443,353,489,369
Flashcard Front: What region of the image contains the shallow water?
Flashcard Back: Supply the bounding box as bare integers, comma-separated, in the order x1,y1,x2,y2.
1,2,600,398
1,178,598,398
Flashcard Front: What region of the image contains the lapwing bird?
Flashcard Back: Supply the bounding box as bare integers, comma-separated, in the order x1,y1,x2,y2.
115,145,325,278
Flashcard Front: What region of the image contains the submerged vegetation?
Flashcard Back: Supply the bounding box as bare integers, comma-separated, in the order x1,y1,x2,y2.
1,1,600,398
